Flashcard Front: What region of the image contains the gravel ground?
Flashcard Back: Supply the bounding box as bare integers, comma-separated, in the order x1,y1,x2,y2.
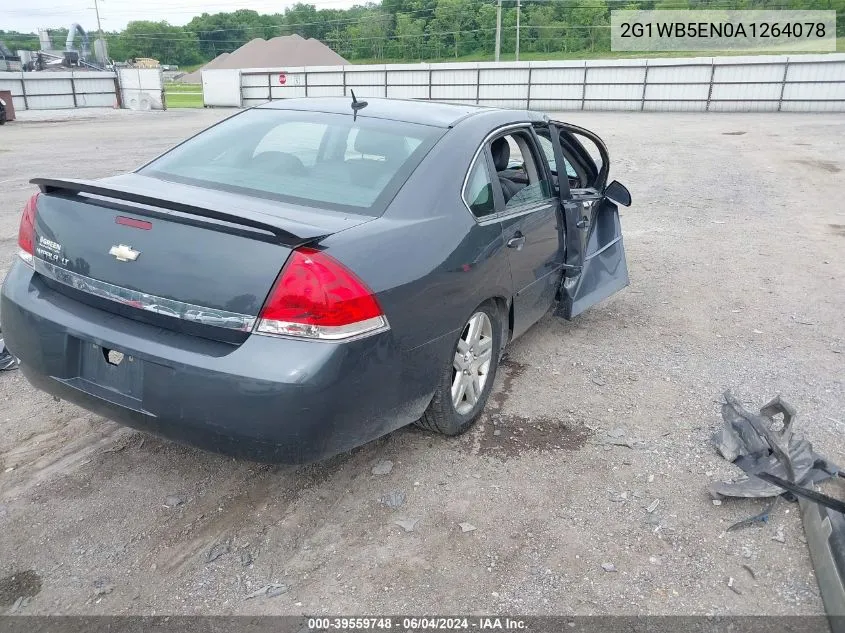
0,109,843,616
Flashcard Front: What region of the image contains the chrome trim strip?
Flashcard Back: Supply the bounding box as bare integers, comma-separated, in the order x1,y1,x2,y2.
33,258,257,332
255,315,390,342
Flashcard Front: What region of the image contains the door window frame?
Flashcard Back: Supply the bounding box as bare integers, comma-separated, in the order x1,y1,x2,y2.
461,122,558,224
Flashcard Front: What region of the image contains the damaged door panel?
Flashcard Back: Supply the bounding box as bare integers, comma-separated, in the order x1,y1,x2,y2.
546,122,631,320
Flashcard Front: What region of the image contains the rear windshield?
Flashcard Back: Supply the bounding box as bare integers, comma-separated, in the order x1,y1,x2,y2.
141,108,443,215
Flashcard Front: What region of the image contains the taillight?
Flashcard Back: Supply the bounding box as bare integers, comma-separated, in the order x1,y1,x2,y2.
17,193,39,266
255,247,388,341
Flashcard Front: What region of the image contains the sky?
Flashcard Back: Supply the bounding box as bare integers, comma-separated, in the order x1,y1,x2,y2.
3,0,359,33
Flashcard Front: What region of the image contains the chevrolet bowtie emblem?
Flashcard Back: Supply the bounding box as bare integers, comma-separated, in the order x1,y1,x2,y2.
109,244,140,262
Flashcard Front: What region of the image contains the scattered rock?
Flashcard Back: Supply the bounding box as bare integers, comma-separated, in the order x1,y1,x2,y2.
608,428,625,439
742,564,757,579
727,576,742,595
394,518,420,533
647,475,655,483
493,429,501,436
7,596,30,614
646,499,660,513
164,495,185,508
205,542,230,564
601,563,617,573
649,556,662,566
244,583,288,600
592,377,606,387
772,528,785,543
93,579,114,596
240,550,253,567
611,492,628,502
380,491,406,509
458,522,477,533
371,460,394,476
742,546,753,559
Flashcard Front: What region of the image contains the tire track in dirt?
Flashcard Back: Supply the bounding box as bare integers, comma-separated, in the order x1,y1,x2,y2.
0,417,133,500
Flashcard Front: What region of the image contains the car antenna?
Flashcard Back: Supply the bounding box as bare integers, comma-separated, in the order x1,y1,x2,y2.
350,90,368,122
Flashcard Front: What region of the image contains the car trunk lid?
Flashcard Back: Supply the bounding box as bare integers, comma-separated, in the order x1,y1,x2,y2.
28,175,374,342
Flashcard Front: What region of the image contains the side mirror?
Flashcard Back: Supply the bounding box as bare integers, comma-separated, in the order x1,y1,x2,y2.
605,180,631,207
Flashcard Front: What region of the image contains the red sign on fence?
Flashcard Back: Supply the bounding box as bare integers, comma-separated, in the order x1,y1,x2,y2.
279,73,287,85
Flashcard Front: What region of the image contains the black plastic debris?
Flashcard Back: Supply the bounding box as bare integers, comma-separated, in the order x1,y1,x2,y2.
710,392,841,505
710,391,845,630
0,333,19,372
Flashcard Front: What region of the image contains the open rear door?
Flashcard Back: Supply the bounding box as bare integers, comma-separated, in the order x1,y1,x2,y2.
548,122,631,320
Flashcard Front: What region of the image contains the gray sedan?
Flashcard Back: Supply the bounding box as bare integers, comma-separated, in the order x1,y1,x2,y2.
0,97,631,463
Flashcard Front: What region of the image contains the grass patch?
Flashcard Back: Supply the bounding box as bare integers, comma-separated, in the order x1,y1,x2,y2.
164,84,203,108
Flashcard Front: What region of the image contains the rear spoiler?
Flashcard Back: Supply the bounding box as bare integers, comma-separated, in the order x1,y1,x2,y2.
31,177,320,247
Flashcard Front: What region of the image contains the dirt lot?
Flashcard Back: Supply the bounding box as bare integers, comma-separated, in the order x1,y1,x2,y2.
0,108,843,616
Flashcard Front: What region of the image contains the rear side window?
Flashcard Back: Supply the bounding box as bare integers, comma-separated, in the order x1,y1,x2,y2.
463,158,495,218
141,109,442,215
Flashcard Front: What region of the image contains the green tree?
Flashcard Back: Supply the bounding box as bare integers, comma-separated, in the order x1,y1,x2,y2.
117,21,203,65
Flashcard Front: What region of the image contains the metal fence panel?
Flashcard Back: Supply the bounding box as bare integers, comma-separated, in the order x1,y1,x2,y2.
782,82,845,100
711,82,783,100
585,83,644,100
643,100,708,112
709,100,780,112
480,68,530,85
646,64,712,83
387,69,429,86
714,62,786,83
531,67,585,84
786,60,845,82
270,85,307,99
308,85,345,97
221,53,845,112
387,85,429,99
21,77,72,96
644,83,710,101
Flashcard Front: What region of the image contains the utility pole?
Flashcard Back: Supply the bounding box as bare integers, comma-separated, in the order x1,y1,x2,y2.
94,0,103,38
515,0,520,61
494,0,502,62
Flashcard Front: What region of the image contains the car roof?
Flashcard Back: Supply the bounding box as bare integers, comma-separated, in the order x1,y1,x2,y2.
257,97,503,128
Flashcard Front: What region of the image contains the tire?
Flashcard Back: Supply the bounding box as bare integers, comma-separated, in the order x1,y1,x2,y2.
416,301,502,436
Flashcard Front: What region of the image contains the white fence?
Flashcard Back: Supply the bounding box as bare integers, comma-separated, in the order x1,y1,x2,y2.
0,68,165,112
204,53,845,112
0,71,118,111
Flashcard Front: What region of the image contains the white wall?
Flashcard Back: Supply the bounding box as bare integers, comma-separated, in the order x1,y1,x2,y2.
211,53,845,112
118,68,165,111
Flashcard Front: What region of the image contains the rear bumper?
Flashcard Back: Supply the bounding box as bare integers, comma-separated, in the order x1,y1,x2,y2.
1,261,446,463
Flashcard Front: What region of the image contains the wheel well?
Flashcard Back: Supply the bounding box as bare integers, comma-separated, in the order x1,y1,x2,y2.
489,296,512,348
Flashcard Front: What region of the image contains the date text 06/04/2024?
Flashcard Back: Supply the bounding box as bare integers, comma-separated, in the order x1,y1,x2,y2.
307,617,529,630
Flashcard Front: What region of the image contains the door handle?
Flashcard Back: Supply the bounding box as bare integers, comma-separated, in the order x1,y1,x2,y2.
507,233,526,250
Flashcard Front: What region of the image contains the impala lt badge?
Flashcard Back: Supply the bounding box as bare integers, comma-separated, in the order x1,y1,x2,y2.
109,244,140,262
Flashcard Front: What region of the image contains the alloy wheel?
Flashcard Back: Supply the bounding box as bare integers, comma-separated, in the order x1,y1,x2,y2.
451,311,494,415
